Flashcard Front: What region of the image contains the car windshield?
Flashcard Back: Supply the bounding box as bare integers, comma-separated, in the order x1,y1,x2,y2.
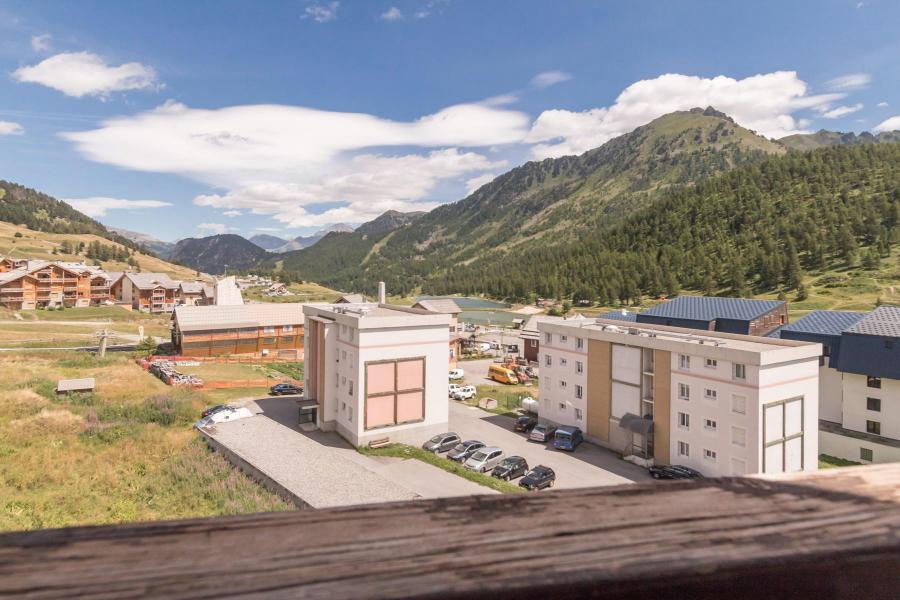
428,435,443,443
534,425,547,432
452,443,467,452
556,431,571,440
471,451,488,461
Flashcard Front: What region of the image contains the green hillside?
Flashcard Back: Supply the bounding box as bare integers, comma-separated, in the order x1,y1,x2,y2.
780,129,900,151
275,107,785,294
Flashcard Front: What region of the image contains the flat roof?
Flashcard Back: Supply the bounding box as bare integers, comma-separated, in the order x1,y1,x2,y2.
640,296,784,322
304,303,450,329
175,303,305,331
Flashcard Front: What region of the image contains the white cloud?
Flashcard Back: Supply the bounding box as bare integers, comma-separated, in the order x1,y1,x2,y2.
819,103,864,119
303,1,339,22
381,7,403,20
530,70,572,88
222,210,242,217
826,73,870,90
196,223,231,235
875,116,900,132
465,173,497,195
63,197,172,218
0,121,24,135
30,34,51,52
877,101,889,107
526,71,843,158
12,52,159,98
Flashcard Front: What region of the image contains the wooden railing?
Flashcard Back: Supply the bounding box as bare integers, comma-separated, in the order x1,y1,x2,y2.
0,464,897,598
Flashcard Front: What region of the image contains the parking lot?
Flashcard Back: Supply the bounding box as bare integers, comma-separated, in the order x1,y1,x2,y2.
448,400,651,488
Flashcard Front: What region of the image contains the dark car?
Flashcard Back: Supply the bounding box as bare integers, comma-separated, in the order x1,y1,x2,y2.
514,415,538,432
553,426,584,452
649,465,705,480
422,432,461,454
447,440,485,463
201,404,227,418
492,456,528,481
270,383,303,395
519,465,556,491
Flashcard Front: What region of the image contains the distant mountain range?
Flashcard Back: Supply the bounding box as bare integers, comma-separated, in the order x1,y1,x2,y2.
780,129,900,151
247,233,289,250
169,234,270,275
267,224,355,253
109,227,176,258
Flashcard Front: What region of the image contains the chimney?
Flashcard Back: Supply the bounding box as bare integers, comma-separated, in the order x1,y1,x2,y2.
378,281,386,304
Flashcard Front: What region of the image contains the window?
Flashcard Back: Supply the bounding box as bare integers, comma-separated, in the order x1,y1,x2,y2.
364,358,424,429
703,449,717,461
559,402,566,411
867,397,882,412
704,418,717,431
545,354,552,367
561,335,568,343
867,376,882,389
560,357,568,367
341,376,346,386
733,363,746,380
732,395,747,415
860,447,874,462
342,350,347,360
763,397,805,474
678,412,690,430
576,337,584,350
348,380,354,395
545,332,552,343
340,324,346,336
705,358,717,368
678,441,690,457
576,361,584,374
575,408,583,421
866,420,881,435
349,329,354,342
543,377,551,388
679,354,690,369
732,426,746,447
704,388,717,400
575,384,583,399
282,324,293,333
341,402,346,412
678,383,690,400
559,380,567,389
529,340,537,348
348,406,352,422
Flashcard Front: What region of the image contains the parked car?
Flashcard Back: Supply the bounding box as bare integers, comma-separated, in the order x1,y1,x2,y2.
529,423,557,443
423,432,461,454
270,382,303,395
649,465,705,480
519,465,556,491
448,383,461,396
201,404,228,418
448,368,465,380
514,415,538,432
464,446,505,473
492,456,529,481
553,426,584,451
447,440,485,463
194,406,254,429
452,385,477,401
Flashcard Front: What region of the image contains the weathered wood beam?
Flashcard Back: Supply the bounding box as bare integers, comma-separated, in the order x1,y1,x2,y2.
0,464,898,599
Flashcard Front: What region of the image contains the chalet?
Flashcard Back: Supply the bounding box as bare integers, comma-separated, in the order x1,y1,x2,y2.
114,272,181,313
171,303,305,358
178,281,207,306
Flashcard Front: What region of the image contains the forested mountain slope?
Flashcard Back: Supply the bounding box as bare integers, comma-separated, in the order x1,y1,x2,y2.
170,234,269,275
276,107,785,293
426,143,900,302
780,129,900,151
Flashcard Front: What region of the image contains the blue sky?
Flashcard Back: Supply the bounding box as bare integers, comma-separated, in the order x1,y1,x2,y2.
1,0,899,242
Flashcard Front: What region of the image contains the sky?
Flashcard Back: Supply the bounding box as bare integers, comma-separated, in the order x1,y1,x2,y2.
1,0,899,243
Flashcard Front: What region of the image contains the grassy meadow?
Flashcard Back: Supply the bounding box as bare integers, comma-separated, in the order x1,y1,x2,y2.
0,351,291,531
242,280,342,303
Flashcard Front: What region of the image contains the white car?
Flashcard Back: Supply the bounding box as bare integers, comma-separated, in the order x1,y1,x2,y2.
448,368,465,380
477,342,492,353
464,447,505,472
448,383,461,396
194,406,254,429
452,385,477,401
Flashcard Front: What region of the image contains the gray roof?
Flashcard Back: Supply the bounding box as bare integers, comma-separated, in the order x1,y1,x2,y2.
179,281,204,294
845,306,900,338
640,296,784,322
125,272,181,290
413,299,462,314
174,303,305,331
598,310,638,322
336,294,367,303
778,310,866,337
522,313,587,333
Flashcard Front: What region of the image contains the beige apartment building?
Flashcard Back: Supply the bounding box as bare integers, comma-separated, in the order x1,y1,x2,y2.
538,318,822,477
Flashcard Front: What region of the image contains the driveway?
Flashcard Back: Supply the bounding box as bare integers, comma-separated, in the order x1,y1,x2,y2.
448,401,651,488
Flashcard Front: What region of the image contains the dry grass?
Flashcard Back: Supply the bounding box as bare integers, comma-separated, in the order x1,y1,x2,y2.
0,351,291,531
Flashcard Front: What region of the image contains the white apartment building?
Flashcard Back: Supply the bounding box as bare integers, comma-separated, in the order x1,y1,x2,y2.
303,302,452,447
538,318,822,477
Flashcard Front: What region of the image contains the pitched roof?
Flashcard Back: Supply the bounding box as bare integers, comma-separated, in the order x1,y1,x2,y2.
0,268,35,285
778,310,866,337
180,281,204,294
413,298,462,314
336,294,367,303
125,272,181,290
598,310,638,322
174,303,305,331
640,296,784,322
845,306,900,338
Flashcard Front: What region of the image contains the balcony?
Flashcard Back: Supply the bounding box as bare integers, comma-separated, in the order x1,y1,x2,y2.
0,288,24,293
0,464,896,598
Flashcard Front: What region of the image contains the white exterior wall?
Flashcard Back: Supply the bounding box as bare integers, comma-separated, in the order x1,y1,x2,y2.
668,353,761,477
820,430,900,464
757,359,819,474
818,360,844,423
842,372,900,440
539,331,588,428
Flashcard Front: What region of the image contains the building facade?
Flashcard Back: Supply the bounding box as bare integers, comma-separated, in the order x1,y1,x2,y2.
538,318,821,477
172,303,304,358
304,303,451,447
777,308,900,464
412,298,462,368
520,314,587,363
